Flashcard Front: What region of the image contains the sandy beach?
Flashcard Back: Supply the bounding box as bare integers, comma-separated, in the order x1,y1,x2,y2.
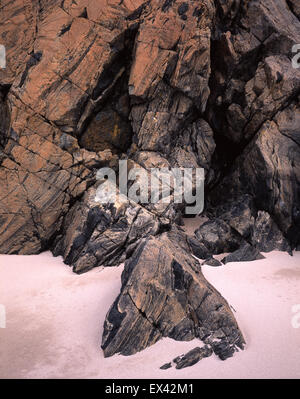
0,250,299,379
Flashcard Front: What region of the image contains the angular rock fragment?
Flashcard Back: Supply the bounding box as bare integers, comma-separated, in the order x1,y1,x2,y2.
102,230,245,358
201,257,222,267
187,236,211,260
169,119,216,185
213,195,256,239
169,345,213,370
160,362,172,370
174,346,213,369
194,219,242,255
252,211,292,254
222,243,265,265
209,338,236,361
210,197,292,255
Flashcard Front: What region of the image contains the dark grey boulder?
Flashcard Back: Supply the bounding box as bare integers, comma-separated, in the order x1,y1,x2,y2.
195,218,242,255
187,236,211,259
160,362,172,370
204,328,241,361
222,243,265,264
201,257,223,267
213,195,256,239
174,346,213,369
252,211,292,254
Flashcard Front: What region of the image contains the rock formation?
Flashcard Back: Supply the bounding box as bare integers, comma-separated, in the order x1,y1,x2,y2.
101,228,245,359
0,0,299,362
173,346,213,369
160,345,213,370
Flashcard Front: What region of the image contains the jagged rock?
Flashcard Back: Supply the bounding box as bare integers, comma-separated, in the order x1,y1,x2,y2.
213,195,256,239
222,243,265,265
201,257,222,267
241,55,300,142
208,0,300,146
169,119,216,184
210,102,300,248
252,211,291,254
202,326,242,360
206,199,293,260
187,236,211,260
102,230,245,358
173,346,213,369
160,362,172,370
209,339,236,361
210,196,293,258
211,197,292,254
52,183,162,273
194,219,242,255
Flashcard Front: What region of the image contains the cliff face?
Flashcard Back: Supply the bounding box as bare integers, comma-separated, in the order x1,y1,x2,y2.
0,0,299,360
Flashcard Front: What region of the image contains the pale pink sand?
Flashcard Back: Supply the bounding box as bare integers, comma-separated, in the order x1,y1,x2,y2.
0,250,300,379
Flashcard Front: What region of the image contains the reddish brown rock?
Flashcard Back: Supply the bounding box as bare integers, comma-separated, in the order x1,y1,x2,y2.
0,0,146,254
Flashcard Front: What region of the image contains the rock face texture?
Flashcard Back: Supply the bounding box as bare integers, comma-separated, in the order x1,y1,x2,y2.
0,0,299,361
52,183,162,274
